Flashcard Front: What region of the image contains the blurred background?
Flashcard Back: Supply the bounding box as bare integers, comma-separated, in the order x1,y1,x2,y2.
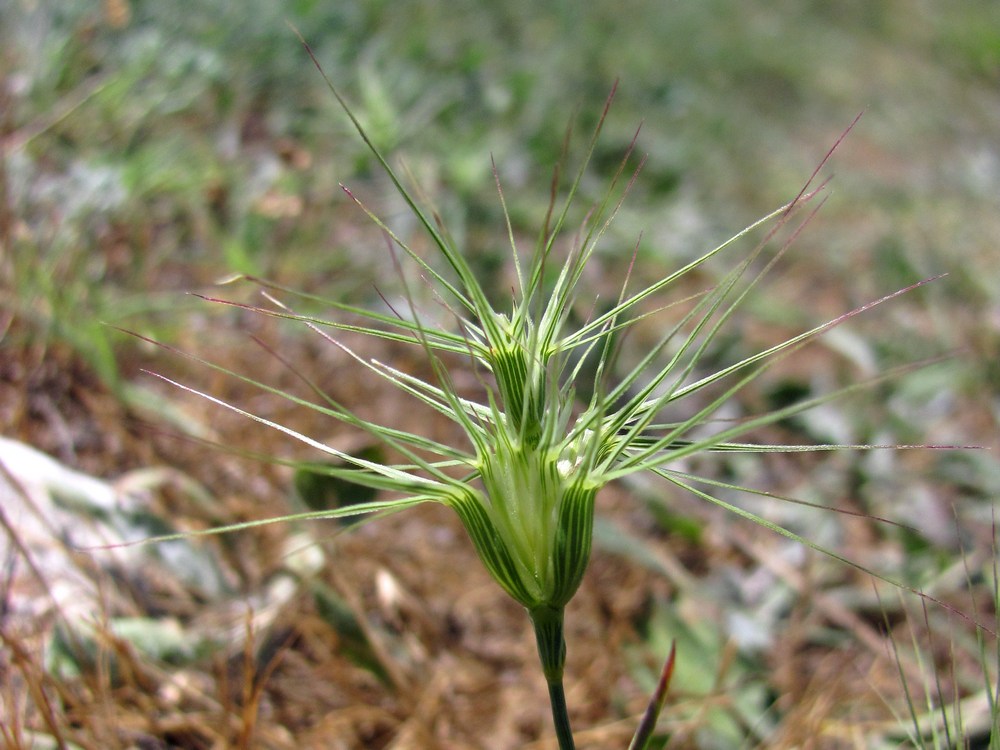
2,1,998,748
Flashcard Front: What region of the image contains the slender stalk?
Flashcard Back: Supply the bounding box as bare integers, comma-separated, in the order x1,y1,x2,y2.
530,606,575,750
546,675,576,750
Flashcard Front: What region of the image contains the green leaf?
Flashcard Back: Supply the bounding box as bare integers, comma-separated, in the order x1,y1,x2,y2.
293,445,384,521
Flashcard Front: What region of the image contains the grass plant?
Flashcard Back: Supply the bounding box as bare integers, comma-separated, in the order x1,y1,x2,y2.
877,529,1000,749
5,6,997,746
123,39,983,747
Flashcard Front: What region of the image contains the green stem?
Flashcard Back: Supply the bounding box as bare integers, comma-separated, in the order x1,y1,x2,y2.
530,605,575,750
546,675,576,750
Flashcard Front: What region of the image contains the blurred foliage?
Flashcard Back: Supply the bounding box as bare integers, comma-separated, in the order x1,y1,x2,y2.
293,446,384,519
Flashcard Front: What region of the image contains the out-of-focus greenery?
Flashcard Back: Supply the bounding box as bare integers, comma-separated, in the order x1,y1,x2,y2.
6,0,996,482
5,1,997,337
3,1,998,745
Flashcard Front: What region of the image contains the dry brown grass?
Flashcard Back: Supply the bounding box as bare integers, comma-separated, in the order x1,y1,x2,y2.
3,309,993,749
